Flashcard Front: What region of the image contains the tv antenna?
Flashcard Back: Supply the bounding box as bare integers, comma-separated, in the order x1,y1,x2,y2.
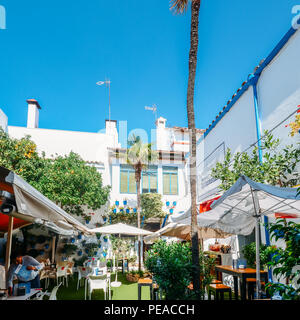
96,79,111,122
145,104,158,121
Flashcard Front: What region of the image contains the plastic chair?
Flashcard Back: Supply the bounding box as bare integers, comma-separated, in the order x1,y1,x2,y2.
87,273,111,300
56,266,68,287
49,282,62,300
77,266,93,299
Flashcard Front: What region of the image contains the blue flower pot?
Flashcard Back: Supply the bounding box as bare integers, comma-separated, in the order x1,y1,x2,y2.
103,252,107,258
126,209,130,213
173,201,177,206
113,209,117,213
169,209,174,214
78,251,82,256
45,244,49,249
123,200,127,206
166,201,170,207
71,238,75,243
133,208,137,213
115,201,119,206
78,234,82,240
86,220,90,224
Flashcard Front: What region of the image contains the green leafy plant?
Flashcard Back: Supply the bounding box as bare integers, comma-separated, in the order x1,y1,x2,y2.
242,242,272,269
61,244,78,256
265,219,300,300
73,255,88,267
145,240,214,300
141,193,165,219
0,129,111,220
211,130,300,190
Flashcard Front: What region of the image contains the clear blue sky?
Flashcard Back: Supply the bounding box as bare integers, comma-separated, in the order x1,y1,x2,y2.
0,0,299,146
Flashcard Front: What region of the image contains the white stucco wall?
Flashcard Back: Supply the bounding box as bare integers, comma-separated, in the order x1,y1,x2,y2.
0,109,8,132
197,86,257,202
258,28,300,148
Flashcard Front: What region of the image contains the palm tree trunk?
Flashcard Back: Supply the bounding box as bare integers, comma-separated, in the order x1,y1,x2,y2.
187,0,201,297
136,169,142,271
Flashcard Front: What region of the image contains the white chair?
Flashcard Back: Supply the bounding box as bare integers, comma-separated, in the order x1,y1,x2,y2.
49,282,62,300
87,273,111,300
77,266,93,299
56,266,68,287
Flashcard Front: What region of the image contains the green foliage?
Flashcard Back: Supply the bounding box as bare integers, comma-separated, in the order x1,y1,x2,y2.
110,236,133,260
241,242,272,269
109,206,138,225
0,129,45,182
145,240,215,300
265,219,300,300
145,240,192,300
0,129,110,218
31,152,110,216
211,131,300,191
73,255,88,267
82,242,99,257
62,244,78,256
141,193,165,219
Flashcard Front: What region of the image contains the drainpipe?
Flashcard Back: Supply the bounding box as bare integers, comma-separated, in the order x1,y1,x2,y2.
251,75,272,282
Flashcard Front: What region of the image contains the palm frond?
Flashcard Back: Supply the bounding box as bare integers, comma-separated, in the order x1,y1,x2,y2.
170,0,189,14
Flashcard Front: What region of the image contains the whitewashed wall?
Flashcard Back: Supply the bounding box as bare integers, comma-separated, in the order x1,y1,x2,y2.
0,109,8,132
197,86,257,202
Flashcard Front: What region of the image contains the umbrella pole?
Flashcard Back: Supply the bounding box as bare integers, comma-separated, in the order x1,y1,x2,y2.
251,188,262,300
5,216,14,275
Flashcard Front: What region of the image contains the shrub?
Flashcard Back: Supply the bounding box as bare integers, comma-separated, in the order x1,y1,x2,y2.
145,240,193,300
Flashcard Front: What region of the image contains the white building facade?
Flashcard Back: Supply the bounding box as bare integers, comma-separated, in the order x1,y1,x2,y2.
195,22,300,273
6,102,203,229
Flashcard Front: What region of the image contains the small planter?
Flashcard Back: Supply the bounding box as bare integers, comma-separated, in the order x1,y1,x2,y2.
126,273,140,283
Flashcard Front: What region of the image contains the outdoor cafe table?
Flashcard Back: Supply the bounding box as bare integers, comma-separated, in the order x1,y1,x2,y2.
215,265,268,300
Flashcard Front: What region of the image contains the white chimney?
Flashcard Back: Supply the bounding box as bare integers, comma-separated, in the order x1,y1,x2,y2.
105,120,119,147
27,99,41,128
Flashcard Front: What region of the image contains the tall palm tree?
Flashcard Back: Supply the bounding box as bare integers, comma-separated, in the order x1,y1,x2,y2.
122,134,158,271
170,0,201,296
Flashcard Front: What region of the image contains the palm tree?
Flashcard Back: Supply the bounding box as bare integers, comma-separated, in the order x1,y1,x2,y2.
121,134,158,271
170,0,202,296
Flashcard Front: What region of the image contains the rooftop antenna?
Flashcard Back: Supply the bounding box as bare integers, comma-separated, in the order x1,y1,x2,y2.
96,79,111,122
145,104,158,121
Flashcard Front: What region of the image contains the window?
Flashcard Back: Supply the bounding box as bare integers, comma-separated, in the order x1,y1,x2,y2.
142,166,158,193
163,166,178,195
120,165,136,194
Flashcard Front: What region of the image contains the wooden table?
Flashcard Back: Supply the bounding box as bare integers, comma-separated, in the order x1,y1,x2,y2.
7,289,42,300
215,265,268,300
138,279,153,300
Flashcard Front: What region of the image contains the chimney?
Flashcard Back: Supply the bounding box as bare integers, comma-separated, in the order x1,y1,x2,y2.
105,120,119,147
155,116,167,129
27,99,41,128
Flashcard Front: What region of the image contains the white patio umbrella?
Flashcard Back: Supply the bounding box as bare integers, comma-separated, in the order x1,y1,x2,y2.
144,222,231,244
90,223,153,287
208,175,300,299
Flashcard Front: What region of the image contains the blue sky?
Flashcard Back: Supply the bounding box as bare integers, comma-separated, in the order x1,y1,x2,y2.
0,0,299,146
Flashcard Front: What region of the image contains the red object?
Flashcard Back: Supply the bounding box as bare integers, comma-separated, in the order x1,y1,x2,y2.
61,267,65,270
274,212,299,219
0,213,29,233
199,196,221,213
82,268,86,271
